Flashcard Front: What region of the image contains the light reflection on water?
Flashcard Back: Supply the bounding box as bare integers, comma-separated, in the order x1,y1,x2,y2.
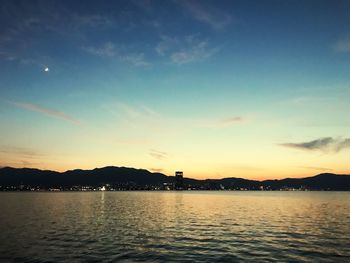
0,191,350,262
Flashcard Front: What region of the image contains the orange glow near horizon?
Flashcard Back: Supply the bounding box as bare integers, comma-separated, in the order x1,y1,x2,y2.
1,155,349,181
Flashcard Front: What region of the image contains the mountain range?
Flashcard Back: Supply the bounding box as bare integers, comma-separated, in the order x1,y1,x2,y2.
0,166,350,190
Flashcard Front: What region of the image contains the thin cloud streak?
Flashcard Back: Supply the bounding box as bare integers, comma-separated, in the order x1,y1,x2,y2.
121,53,151,67
156,35,219,64
83,42,151,67
198,116,244,129
114,138,151,145
170,40,218,64
110,101,245,134
178,0,231,30
83,42,116,57
0,1,117,64
149,149,168,160
298,166,334,172
149,168,164,173
334,37,350,53
0,145,47,169
281,137,350,153
0,160,42,168
221,116,243,124
11,101,80,125
0,146,45,158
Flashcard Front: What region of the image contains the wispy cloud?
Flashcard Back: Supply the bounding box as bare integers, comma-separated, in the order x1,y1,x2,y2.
0,51,17,61
1,2,116,35
0,50,50,72
149,168,164,173
6,10,107,34
156,35,219,64
281,137,350,153
10,101,80,125
0,146,44,158
334,36,350,53
97,102,247,157
149,149,168,160
0,160,42,168
105,102,169,136
111,101,245,131
171,40,217,64
114,138,151,145
298,166,334,172
83,42,116,57
130,0,154,12
0,2,117,63
71,14,115,29
196,116,244,129
178,0,231,30
221,116,243,124
122,53,151,67
113,102,159,120
0,145,46,168
155,35,178,56
83,42,150,66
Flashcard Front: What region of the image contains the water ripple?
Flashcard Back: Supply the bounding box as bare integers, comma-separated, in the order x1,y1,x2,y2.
0,191,350,262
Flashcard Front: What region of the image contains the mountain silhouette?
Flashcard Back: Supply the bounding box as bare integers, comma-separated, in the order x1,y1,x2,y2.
0,166,170,188
0,166,349,190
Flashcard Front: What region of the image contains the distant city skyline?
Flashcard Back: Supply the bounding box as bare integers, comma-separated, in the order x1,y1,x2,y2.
1,0,350,180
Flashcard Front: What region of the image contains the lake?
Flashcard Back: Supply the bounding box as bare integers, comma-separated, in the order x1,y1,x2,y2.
0,191,349,262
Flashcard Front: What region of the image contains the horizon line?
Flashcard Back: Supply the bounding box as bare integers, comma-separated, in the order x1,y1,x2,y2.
1,165,349,182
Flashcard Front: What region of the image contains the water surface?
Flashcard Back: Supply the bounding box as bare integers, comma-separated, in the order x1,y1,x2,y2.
0,191,349,262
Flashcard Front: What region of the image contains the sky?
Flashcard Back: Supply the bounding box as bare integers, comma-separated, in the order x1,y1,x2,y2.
0,0,350,180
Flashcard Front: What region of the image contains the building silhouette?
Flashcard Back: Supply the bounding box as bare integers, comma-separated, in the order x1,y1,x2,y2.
175,171,184,190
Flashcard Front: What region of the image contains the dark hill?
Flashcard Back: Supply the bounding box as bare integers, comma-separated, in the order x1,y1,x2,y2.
0,166,170,188
0,167,349,190
262,173,350,190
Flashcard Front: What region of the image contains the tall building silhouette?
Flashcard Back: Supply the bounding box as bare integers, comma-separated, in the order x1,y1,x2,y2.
175,171,184,190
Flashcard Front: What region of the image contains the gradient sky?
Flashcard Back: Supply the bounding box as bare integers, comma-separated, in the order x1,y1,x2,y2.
1,0,350,179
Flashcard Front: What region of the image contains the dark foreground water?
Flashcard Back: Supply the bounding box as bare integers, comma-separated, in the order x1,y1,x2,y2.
0,191,350,262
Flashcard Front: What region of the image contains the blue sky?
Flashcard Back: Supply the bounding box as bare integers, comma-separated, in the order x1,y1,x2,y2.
1,0,350,179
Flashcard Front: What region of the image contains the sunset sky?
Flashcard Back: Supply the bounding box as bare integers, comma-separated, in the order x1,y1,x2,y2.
1,0,350,179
